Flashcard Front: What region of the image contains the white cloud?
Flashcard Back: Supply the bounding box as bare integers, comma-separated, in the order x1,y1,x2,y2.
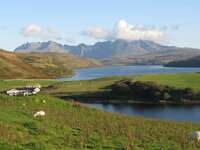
21,24,62,40
83,20,167,42
21,24,42,36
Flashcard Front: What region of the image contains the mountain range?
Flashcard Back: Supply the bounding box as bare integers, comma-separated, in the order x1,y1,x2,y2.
14,40,200,60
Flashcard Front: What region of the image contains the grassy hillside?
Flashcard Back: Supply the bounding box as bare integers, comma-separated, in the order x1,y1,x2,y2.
33,52,103,69
18,52,102,78
0,49,103,79
0,49,49,79
18,53,74,78
164,55,200,67
101,53,200,66
0,94,200,149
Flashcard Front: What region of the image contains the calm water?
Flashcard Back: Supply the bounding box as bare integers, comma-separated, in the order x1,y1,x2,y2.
58,65,200,81
58,65,200,122
86,104,200,122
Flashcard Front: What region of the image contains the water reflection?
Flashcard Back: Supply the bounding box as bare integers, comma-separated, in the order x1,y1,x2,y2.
86,103,200,122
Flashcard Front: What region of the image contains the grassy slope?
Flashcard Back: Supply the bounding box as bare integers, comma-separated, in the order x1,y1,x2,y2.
0,49,49,79
35,52,103,70
18,52,103,78
0,94,200,149
101,53,200,66
0,49,103,79
18,53,74,78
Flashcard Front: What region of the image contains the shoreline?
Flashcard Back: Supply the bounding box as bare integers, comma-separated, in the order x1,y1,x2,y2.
61,97,200,105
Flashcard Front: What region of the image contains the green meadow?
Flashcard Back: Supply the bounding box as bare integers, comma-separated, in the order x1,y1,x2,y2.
44,72,200,98
0,94,200,150
1,73,200,149
1,72,200,99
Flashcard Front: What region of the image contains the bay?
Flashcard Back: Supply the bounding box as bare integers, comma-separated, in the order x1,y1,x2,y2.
87,103,200,122
58,65,200,122
58,65,200,81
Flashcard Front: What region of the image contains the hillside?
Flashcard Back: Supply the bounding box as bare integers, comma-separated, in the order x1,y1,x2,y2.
164,55,200,67
0,49,102,79
14,40,200,60
18,52,102,78
101,53,200,66
31,52,103,70
0,94,200,149
0,49,49,79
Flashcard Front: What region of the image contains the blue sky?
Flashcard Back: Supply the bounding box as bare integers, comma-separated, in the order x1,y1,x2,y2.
0,0,200,51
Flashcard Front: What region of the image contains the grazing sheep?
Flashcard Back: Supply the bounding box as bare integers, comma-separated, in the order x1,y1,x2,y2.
189,131,200,141
42,100,46,103
34,111,45,117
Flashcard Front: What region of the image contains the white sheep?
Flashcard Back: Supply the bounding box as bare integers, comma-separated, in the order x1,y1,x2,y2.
34,111,45,117
189,131,200,141
42,100,46,103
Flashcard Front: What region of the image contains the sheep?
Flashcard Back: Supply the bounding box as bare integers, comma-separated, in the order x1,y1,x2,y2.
34,111,45,117
189,131,200,141
42,100,46,103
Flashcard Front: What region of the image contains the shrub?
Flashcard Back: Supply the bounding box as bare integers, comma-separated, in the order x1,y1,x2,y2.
111,79,132,95
110,80,200,101
162,92,171,100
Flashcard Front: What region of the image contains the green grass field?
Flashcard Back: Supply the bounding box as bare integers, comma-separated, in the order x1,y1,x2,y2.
40,72,200,98
1,73,200,149
1,72,200,99
136,72,200,89
0,79,60,91
0,94,200,149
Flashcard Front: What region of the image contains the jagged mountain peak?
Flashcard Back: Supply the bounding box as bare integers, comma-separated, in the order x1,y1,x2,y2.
15,40,67,53
14,40,200,59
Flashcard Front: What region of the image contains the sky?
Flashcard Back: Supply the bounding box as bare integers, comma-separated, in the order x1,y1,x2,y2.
0,0,200,51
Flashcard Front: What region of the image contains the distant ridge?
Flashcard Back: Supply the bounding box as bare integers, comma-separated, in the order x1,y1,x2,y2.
15,41,67,53
164,55,200,67
14,40,200,60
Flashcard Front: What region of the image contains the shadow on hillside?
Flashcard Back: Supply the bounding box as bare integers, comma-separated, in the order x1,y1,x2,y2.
58,90,114,102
